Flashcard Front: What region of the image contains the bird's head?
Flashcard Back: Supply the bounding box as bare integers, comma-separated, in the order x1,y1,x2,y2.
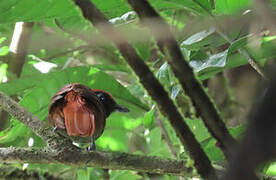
93,90,129,117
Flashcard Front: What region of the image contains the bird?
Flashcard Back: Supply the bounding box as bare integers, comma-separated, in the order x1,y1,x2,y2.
48,83,129,150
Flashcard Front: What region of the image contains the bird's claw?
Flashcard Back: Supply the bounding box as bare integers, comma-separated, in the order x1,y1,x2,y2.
87,136,96,152
87,144,96,152
52,126,57,132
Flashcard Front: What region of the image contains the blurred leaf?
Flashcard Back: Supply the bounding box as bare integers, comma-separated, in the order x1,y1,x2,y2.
228,34,252,54
97,129,128,151
151,0,212,15
148,128,171,157
27,164,78,179
181,27,216,46
214,0,252,15
0,63,7,82
190,49,228,73
0,37,6,44
0,46,9,56
0,0,78,24
92,64,130,73
156,62,172,86
171,84,181,99
134,41,151,61
180,27,226,51
109,11,136,25
266,162,276,176
185,118,211,142
110,170,141,180
143,107,155,129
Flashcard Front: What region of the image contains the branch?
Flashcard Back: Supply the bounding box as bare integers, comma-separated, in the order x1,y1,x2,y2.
0,165,61,180
0,147,193,177
0,90,71,150
127,0,236,159
71,0,217,179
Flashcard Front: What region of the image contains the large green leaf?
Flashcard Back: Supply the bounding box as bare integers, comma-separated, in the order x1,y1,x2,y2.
214,0,252,15
0,0,213,25
0,0,78,24
190,35,276,80
190,49,228,73
180,27,227,51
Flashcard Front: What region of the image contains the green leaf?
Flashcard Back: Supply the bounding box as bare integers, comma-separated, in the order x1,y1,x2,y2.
185,118,211,142
143,107,155,129
109,11,136,25
171,85,181,99
0,37,6,44
265,162,276,176
151,0,212,15
181,27,226,51
214,0,252,15
228,34,252,54
181,27,216,46
148,128,171,157
190,49,228,73
134,41,152,61
110,170,141,180
0,63,7,82
0,46,9,56
0,0,78,24
156,62,172,87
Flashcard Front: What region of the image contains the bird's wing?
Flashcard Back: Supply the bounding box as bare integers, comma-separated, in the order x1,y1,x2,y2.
63,95,95,137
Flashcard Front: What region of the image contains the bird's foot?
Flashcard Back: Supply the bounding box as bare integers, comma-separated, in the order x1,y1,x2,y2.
87,144,96,152
87,136,96,152
52,126,57,132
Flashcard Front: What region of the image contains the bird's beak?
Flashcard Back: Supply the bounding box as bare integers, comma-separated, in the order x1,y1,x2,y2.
114,104,130,112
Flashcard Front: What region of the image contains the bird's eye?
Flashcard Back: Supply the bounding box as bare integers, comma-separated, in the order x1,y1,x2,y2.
100,96,105,101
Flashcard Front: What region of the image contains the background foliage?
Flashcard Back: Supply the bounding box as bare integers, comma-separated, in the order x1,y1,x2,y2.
0,0,276,179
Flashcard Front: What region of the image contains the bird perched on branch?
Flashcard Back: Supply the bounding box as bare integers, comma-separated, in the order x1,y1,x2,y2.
48,83,129,150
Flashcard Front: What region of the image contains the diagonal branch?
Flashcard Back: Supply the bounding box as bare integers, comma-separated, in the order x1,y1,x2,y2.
127,0,237,159
72,0,217,179
0,147,192,177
